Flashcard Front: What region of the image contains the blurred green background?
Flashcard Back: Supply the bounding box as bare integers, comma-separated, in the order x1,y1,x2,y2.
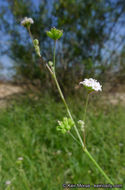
0,95,124,189
0,0,125,189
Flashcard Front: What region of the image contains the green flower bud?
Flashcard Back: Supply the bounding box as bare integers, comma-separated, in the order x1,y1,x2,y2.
33,39,41,57
48,61,53,67
46,27,63,40
33,39,39,46
56,117,74,134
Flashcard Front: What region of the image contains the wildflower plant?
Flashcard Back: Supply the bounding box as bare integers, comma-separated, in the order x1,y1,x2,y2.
5,180,12,190
16,157,23,165
21,18,117,186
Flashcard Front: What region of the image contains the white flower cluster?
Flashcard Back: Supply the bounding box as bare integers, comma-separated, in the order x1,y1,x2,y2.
5,180,11,185
78,120,85,132
80,78,102,92
18,157,23,161
21,17,34,26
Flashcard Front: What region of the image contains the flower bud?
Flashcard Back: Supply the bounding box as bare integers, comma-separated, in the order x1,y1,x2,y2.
46,27,63,40
78,120,85,132
56,117,74,134
33,39,39,46
48,61,53,67
33,39,41,57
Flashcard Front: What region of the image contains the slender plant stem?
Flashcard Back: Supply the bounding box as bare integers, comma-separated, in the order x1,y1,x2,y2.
51,40,114,186
27,28,84,148
28,29,115,186
19,167,30,190
52,40,84,147
83,92,89,145
27,27,34,42
84,93,89,122
6,186,11,190
68,131,82,147
52,71,114,185
84,148,114,185
53,40,56,73
53,73,85,148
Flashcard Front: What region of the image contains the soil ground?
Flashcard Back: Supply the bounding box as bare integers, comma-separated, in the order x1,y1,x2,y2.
0,83,125,107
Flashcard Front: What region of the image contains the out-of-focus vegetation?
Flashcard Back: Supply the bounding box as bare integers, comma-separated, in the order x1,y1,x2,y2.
0,0,125,91
0,95,124,189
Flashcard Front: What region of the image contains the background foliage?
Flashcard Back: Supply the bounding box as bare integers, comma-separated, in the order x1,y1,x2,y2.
0,0,125,90
0,95,124,189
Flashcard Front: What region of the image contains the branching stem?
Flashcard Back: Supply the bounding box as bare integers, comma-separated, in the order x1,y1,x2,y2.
28,29,115,186
50,40,114,186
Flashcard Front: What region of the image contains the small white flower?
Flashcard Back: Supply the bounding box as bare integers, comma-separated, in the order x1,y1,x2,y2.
67,152,72,156
78,120,84,126
21,17,34,26
78,120,85,132
18,157,23,161
80,78,102,92
5,180,11,185
56,150,61,155
119,143,123,147
57,120,62,126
